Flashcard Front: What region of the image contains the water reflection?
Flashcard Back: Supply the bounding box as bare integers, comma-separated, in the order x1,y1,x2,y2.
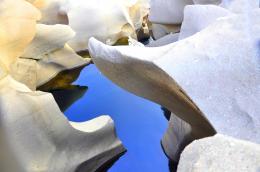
57,64,169,172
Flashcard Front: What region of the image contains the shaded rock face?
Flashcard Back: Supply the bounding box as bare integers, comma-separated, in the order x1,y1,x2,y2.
177,134,260,172
89,8,260,162
161,113,193,162
0,76,125,172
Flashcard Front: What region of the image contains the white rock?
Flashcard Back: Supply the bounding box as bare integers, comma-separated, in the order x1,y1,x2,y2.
177,134,260,172
89,10,260,146
149,0,194,24
220,0,259,13
147,33,179,47
0,76,125,172
179,5,231,40
22,24,75,59
38,0,148,51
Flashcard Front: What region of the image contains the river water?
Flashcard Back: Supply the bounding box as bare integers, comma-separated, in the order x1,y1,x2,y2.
64,64,169,172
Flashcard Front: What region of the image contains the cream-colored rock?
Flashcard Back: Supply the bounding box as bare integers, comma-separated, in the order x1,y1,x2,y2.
61,0,149,51
0,76,125,172
35,0,68,24
0,0,40,72
36,44,90,87
178,134,260,172
179,5,231,40
10,58,37,90
89,10,260,147
36,0,149,51
22,24,75,59
11,24,90,90
12,45,89,90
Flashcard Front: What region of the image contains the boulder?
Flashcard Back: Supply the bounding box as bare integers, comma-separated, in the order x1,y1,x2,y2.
0,76,125,172
177,134,260,172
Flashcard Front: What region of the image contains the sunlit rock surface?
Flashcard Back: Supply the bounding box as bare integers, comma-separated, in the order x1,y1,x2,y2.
22,24,75,59
149,0,193,24
220,0,259,13
177,134,260,172
0,0,40,73
10,24,90,90
0,76,125,172
179,5,231,40
89,9,260,161
35,0,149,51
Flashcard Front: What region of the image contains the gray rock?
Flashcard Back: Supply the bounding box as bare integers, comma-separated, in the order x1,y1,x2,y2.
162,113,193,162
10,24,90,90
178,134,260,172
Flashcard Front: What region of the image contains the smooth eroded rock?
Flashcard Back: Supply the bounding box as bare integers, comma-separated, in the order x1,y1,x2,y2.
89,10,260,160
0,76,125,172
178,134,260,172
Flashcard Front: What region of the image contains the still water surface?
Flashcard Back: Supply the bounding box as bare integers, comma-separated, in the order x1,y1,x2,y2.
64,64,169,172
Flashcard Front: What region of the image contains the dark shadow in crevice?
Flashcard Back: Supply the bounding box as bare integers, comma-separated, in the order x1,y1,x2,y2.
50,85,87,112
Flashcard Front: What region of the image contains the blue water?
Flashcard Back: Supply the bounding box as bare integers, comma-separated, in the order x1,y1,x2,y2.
64,64,169,172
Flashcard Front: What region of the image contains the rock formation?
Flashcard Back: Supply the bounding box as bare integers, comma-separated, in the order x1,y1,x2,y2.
89,8,260,161
0,1,125,171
